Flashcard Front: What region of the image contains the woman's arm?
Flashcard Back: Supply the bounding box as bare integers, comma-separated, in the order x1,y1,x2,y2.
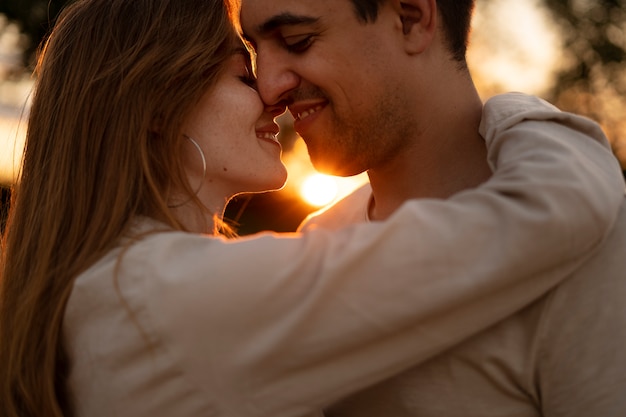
139,93,623,417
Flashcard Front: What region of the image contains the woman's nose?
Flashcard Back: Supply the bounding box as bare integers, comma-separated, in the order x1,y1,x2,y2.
263,103,287,118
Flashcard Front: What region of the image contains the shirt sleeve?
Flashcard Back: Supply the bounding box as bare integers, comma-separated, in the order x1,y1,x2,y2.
532,208,626,417
130,93,625,417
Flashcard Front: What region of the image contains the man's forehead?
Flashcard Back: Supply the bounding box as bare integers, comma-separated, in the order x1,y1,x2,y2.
240,0,330,35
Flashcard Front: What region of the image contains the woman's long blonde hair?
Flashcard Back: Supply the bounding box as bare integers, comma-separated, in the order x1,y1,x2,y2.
0,0,239,415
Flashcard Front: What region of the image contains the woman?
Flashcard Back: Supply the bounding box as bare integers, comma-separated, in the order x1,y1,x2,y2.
0,0,623,416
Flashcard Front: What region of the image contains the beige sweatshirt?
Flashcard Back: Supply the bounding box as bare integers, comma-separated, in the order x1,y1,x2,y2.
64,93,625,417
301,94,626,417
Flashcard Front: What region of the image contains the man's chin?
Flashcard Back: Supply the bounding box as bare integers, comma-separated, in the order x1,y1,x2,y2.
310,158,365,178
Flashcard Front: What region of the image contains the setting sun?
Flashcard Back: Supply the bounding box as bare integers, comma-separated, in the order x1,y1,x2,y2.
280,138,369,208
300,174,338,207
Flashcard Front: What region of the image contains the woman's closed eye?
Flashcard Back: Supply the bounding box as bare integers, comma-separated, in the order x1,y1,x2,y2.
239,65,257,89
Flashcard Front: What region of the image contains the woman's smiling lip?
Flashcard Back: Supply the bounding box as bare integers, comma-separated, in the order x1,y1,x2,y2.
255,123,281,146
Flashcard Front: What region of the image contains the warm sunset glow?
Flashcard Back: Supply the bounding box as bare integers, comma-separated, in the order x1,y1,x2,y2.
300,174,338,207
469,0,562,95
0,75,31,186
0,18,31,185
280,138,369,208
0,112,25,185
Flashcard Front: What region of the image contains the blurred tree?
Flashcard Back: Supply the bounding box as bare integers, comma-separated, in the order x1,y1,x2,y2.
540,0,626,169
0,0,68,67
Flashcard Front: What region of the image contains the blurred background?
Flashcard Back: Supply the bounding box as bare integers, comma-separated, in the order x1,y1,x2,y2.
1,0,625,235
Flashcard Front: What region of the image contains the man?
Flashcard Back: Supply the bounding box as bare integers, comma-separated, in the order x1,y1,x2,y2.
240,0,626,416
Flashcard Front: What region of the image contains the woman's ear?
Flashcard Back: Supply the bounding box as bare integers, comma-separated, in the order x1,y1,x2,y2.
392,0,437,54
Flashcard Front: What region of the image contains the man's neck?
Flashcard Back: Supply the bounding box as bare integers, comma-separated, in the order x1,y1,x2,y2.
367,94,492,221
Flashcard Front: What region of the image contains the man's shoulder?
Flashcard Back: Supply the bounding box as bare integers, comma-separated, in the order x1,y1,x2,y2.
298,183,372,232
523,198,626,414
481,93,559,123
551,197,626,300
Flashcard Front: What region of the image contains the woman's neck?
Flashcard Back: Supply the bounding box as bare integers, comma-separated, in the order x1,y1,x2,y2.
171,200,226,234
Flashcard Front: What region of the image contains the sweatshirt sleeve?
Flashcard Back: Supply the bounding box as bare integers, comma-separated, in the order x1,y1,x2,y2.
133,93,625,417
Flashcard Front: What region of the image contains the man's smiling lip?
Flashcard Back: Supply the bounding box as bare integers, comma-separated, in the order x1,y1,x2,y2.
289,101,327,134
288,101,327,120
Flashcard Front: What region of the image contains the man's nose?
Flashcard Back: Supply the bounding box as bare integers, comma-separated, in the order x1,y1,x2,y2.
255,53,300,106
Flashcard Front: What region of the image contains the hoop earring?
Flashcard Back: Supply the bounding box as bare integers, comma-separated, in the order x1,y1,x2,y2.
168,135,207,208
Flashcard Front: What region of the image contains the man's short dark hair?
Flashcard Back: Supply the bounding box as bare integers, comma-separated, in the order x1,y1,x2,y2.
350,0,475,63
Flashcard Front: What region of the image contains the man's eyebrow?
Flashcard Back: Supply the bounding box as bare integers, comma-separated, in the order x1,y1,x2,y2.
257,13,319,35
